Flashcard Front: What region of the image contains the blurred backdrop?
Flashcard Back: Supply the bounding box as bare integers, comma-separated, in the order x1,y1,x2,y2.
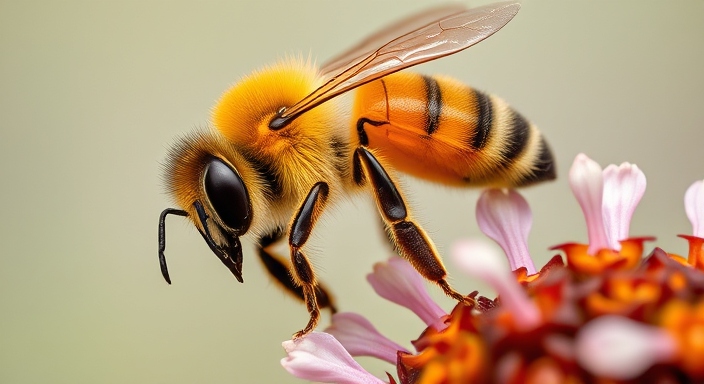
1,1,703,383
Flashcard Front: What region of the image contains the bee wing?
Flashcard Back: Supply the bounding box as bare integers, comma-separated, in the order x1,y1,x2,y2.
318,4,468,80
272,1,520,128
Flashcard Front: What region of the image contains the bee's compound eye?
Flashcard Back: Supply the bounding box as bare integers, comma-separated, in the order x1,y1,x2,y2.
203,158,252,233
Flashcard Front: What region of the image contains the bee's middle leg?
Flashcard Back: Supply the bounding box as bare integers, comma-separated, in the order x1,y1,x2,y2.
286,182,330,339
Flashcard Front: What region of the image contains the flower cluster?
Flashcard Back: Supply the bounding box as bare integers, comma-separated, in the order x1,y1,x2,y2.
281,154,704,384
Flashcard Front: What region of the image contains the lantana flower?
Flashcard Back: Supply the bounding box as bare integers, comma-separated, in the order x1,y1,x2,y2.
281,153,704,383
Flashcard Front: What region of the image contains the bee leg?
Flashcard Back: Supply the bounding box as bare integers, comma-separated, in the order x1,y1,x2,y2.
257,229,337,312
354,147,473,306
287,182,330,339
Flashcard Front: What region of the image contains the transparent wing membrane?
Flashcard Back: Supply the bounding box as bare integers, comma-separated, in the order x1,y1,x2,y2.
272,2,520,128
319,4,467,80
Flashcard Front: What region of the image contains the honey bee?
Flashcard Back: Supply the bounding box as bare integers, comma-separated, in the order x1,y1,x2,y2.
158,1,555,339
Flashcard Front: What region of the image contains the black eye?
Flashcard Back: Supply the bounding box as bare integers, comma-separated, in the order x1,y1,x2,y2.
203,158,252,234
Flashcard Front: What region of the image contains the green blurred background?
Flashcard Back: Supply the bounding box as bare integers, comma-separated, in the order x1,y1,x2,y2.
1,1,703,383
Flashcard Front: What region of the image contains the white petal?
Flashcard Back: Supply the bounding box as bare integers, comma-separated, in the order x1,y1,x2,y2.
325,312,409,364
451,238,506,279
685,180,704,238
281,332,386,384
602,163,646,249
366,257,446,327
576,316,677,380
569,154,611,254
452,240,540,330
476,189,536,274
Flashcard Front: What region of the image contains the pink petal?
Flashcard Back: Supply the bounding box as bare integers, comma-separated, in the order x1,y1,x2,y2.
685,180,704,238
366,257,446,327
575,316,677,380
324,312,410,364
452,240,540,330
281,332,386,384
476,188,536,275
602,163,646,250
569,154,611,254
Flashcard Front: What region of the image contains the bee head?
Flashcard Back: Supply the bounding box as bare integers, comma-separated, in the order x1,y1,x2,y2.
159,129,264,284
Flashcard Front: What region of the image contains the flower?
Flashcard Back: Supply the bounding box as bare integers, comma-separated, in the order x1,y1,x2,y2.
281,154,704,383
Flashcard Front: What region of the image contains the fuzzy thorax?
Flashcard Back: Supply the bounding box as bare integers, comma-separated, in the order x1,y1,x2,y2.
212,59,346,202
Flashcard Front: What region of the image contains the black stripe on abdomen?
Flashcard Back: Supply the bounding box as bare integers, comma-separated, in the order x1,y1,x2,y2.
471,89,493,150
422,75,442,135
516,137,556,186
499,109,531,167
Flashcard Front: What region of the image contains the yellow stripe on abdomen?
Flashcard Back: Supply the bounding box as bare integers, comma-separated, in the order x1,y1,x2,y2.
351,72,555,187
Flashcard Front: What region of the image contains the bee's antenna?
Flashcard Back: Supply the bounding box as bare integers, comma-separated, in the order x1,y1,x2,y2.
158,208,188,284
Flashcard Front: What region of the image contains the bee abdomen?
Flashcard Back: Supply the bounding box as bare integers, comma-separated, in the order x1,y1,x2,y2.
351,72,555,187
467,90,555,187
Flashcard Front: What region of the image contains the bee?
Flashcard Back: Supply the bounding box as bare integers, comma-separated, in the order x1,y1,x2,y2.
158,1,555,339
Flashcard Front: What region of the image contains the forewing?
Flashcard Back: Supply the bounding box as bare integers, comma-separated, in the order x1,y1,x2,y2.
319,4,467,80
275,1,520,126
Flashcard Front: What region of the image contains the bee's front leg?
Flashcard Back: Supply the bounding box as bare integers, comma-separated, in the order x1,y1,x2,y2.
287,182,330,339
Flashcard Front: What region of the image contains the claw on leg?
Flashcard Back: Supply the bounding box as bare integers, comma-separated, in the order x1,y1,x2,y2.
293,285,320,340
438,279,476,307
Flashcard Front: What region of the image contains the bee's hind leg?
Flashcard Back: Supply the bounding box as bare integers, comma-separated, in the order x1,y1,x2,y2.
353,147,474,306
257,228,337,313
